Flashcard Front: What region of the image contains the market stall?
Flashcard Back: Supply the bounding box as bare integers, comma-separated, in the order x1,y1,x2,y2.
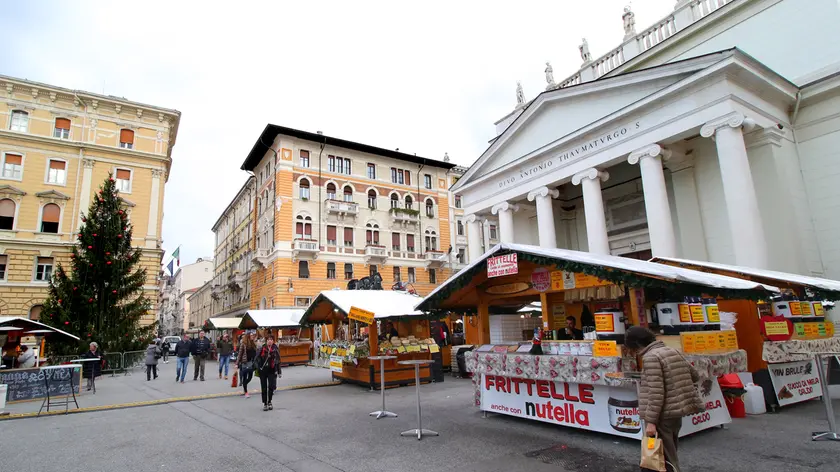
205,316,244,343
1,317,82,403
416,243,777,439
300,290,441,389
651,257,840,409
238,309,311,366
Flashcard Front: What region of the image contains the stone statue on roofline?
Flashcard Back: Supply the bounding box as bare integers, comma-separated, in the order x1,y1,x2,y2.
545,62,555,89
516,81,526,108
623,6,637,40
579,38,592,64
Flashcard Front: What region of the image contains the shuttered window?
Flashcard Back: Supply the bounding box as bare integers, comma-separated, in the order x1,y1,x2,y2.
2,154,23,180
406,234,415,252
41,204,60,234
54,118,71,139
343,227,354,247
298,261,310,279
47,159,66,184
119,129,134,149
115,168,132,192
327,226,337,245
392,232,400,250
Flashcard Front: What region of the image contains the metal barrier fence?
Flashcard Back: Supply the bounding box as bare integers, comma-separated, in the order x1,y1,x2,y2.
102,352,124,376
122,351,146,375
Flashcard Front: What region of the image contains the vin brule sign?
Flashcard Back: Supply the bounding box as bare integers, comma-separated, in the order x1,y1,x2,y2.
487,253,518,278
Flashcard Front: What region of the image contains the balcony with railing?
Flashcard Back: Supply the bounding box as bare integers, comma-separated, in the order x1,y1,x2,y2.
364,244,388,264
325,199,359,216
252,247,273,266
293,238,320,260
424,250,447,268
390,207,420,225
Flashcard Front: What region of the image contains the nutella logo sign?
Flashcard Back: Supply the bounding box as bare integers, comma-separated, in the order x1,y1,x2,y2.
484,375,594,427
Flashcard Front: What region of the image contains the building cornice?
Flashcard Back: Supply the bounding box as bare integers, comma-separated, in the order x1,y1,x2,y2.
0,129,172,165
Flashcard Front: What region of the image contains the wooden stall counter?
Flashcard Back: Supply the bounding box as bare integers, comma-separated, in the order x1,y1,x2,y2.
278,341,312,367
332,352,432,389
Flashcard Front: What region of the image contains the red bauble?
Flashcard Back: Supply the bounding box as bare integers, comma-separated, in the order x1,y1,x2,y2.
87,245,93,249
87,333,91,337
64,321,69,325
107,261,112,265
89,263,93,267
125,333,129,337
118,210,123,215
106,252,111,256
109,178,115,182
73,287,77,291
58,299,62,304
99,198,104,202
78,233,82,237
93,233,97,237
82,217,86,222
117,234,122,238
88,298,93,303
112,290,117,294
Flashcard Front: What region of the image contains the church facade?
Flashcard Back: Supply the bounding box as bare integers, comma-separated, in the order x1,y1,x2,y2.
454,0,840,279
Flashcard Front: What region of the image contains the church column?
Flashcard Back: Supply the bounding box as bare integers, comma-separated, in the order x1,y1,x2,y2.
700,112,768,268
146,168,164,248
628,144,677,257
572,168,610,255
490,202,519,244
465,214,483,262
527,186,560,248
667,153,709,260
78,159,95,226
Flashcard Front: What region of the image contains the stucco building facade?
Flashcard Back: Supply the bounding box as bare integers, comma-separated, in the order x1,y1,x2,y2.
0,75,180,322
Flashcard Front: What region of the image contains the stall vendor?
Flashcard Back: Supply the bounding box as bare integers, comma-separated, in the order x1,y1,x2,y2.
557,316,584,340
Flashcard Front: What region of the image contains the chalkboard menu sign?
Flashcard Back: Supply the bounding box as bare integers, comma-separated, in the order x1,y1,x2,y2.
0,366,81,402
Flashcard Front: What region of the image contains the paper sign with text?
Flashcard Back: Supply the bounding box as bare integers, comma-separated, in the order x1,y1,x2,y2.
593,340,619,357
768,359,822,406
488,253,518,278
348,306,375,325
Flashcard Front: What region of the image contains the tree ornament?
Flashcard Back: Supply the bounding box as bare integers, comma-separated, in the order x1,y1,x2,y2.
88,333,91,337
109,178,115,182
118,234,122,238
73,287,77,291
118,210,123,215
89,298,94,303
64,321,69,325
87,245,93,249
82,217,86,222
99,198,104,202
93,233,98,237
106,252,111,256
107,261,112,265
89,263,93,267
78,233,82,238
58,299,62,304
112,290,117,294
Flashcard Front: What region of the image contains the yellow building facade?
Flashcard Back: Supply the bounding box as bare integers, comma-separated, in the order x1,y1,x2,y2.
210,176,255,318
239,125,459,311
0,75,180,323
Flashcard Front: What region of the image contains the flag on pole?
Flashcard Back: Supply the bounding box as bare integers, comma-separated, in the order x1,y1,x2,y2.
167,259,175,275
172,247,181,266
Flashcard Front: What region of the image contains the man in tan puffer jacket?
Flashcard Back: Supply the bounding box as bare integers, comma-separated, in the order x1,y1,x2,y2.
626,327,704,472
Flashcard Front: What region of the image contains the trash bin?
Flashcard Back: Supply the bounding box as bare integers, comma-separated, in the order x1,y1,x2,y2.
719,373,747,418
455,347,474,378
430,352,445,383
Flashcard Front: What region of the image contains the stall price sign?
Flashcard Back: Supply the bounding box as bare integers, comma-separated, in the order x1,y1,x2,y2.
680,331,738,354
531,268,551,292
793,322,835,340
593,340,619,357
429,344,440,353
760,316,794,341
397,346,407,353
348,306,375,325
406,345,421,353
329,356,344,373
488,253,518,278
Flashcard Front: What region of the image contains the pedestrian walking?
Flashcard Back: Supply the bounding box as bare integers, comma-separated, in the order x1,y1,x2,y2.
81,342,102,391
216,333,234,380
175,334,192,383
144,341,160,381
161,337,169,364
237,332,258,398
256,335,282,411
626,326,704,472
191,330,212,381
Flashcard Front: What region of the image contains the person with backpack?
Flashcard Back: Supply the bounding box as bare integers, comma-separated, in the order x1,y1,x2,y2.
191,330,212,381
255,335,282,411
625,326,704,472
236,332,258,398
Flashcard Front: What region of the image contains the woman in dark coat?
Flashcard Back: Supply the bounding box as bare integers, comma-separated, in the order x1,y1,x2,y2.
255,336,282,411
81,342,102,391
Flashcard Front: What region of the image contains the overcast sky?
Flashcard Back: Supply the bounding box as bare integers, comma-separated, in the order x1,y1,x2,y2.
3,0,673,268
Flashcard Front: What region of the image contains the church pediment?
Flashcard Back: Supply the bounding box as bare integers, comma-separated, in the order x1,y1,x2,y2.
35,190,70,200
454,52,733,191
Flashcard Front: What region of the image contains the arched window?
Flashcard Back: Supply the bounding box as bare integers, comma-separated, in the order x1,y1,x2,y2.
425,229,438,251
425,198,435,218
326,183,336,200
0,198,15,230
10,110,29,132
119,129,134,149
343,185,353,203
390,194,399,209
366,223,380,245
295,215,312,239
299,178,310,200
29,305,43,321
405,195,413,210
41,203,61,233
260,297,267,310
54,118,71,139
367,190,377,209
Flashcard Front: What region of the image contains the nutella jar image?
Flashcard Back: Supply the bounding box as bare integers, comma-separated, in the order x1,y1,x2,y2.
608,387,641,434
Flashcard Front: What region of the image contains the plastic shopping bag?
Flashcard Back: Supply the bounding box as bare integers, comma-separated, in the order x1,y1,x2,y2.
231,370,238,388
640,432,666,472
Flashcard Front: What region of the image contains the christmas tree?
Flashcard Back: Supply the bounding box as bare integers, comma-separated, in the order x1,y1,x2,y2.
41,175,156,354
